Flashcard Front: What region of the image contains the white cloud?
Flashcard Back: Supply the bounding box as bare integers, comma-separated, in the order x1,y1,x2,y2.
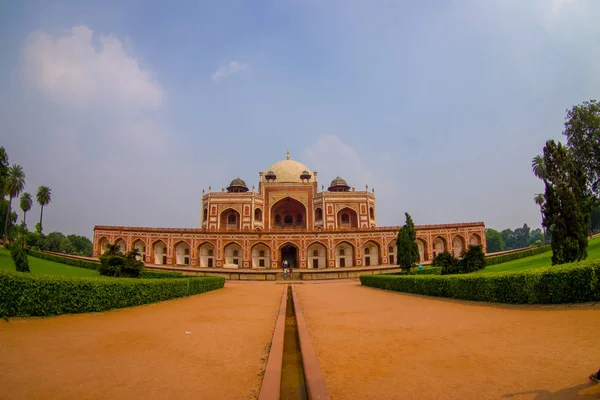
550,0,576,15
23,25,162,111
304,135,371,188
21,25,170,151
303,135,411,226
8,25,182,237
211,61,249,82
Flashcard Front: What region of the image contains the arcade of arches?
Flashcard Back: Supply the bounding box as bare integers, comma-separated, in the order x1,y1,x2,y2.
94,229,484,269
94,152,486,269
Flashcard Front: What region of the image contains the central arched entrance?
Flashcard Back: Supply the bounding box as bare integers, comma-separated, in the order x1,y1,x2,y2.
271,197,307,230
280,244,298,268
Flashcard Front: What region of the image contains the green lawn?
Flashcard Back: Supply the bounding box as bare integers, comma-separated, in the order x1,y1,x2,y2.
475,237,600,274
0,248,101,278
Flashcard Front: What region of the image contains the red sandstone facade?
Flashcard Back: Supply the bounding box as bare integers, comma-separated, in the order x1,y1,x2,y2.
93,152,486,269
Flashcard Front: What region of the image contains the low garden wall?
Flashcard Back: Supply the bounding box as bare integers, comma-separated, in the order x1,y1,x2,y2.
145,264,403,281
360,260,600,304
0,270,225,317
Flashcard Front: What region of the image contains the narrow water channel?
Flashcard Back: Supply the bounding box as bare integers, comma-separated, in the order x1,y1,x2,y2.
279,286,308,400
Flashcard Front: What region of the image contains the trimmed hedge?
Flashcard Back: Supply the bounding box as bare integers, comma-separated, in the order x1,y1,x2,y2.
26,249,100,270
0,271,225,317
414,267,442,275
360,259,600,304
391,267,442,276
141,270,185,279
485,246,551,266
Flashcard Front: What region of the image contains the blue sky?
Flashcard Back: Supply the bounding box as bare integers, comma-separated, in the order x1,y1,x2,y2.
1,0,599,238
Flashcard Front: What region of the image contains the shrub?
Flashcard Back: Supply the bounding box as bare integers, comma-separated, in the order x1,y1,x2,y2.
360,259,600,304
0,271,225,317
461,245,486,273
98,254,143,278
120,258,144,278
485,245,551,266
11,245,30,273
433,252,460,275
98,254,122,277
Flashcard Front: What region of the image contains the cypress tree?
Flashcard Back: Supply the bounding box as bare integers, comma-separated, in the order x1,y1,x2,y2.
542,140,589,264
396,212,419,273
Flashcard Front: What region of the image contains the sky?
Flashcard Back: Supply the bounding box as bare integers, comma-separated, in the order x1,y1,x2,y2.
1,0,599,239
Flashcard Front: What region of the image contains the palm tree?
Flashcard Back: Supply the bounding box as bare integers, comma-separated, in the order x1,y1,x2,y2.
20,192,33,227
104,242,122,256
532,155,546,180
36,186,51,233
3,165,26,242
126,248,142,260
534,193,546,244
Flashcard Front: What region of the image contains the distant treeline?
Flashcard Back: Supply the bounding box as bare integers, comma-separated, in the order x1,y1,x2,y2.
24,231,93,257
485,224,545,253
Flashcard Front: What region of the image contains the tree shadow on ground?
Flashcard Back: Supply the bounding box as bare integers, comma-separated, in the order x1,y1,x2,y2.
502,381,600,399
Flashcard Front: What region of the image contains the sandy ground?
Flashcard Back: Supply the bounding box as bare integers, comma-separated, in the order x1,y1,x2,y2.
0,283,284,400
294,281,600,400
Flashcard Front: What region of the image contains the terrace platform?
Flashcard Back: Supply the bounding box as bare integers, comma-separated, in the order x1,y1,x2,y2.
143,264,404,281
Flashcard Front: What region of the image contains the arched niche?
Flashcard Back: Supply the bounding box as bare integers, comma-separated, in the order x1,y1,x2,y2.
271,197,307,230
337,207,358,229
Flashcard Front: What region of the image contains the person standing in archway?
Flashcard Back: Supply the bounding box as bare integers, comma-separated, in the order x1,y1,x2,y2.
282,259,290,279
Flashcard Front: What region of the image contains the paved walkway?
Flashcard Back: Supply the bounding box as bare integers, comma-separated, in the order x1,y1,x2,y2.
0,283,284,400
294,282,600,400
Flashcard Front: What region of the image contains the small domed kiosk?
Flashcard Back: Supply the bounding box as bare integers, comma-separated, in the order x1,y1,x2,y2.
328,176,351,192
227,177,249,193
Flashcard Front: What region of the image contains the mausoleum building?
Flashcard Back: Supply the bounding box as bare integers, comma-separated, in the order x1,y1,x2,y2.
93,151,485,269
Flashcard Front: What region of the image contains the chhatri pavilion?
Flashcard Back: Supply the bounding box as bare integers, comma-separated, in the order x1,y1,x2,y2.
93,151,485,269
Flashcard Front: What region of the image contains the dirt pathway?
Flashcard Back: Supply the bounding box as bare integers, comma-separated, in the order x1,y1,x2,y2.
0,283,284,400
295,281,600,400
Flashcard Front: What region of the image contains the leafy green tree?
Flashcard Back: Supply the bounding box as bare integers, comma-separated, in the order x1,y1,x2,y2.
501,229,516,250
532,154,546,180
59,237,74,254
591,199,600,234
529,228,545,245
534,193,545,207
20,192,32,227
36,185,51,233
3,164,26,243
26,231,46,251
562,99,600,196
485,228,504,253
0,146,9,199
396,212,419,273
0,200,17,240
534,193,546,243
542,140,589,264
67,234,93,256
513,223,531,249
45,231,65,252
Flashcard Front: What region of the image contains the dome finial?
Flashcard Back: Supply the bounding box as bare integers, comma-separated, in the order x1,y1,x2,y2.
286,148,290,160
